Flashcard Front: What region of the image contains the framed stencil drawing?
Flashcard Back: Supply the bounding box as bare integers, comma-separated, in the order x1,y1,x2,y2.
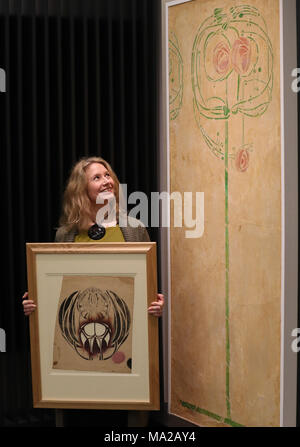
26,242,159,410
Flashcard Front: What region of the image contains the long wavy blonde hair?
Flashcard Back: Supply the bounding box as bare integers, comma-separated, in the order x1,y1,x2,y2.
59,156,120,231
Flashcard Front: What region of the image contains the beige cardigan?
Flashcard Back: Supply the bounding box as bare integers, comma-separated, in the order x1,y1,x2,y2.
54,216,150,243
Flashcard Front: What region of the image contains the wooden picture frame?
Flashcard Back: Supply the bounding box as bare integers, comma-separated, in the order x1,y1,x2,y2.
26,242,160,410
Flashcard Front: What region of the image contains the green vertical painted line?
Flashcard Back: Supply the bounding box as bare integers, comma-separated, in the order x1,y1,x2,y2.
224,119,231,419
242,115,245,147
242,81,245,146
237,74,240,101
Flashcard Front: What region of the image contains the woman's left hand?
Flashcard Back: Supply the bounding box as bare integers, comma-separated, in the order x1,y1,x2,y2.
148,293,164,317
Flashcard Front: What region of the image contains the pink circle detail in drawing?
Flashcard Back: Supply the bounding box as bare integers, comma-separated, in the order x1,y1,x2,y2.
213,42,231,75
112,351,126,364
236,149,250,172
231,37,251,75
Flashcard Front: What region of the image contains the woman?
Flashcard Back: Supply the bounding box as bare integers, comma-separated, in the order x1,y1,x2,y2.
23,156,164,316
22,156,164,427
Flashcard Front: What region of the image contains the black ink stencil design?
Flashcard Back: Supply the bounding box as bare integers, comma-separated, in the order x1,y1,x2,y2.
58,287,131,361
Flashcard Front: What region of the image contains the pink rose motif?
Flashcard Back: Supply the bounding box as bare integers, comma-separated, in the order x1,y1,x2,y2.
213,42,231,75
236,148,249,172
231,37,251,75
112,351,125,364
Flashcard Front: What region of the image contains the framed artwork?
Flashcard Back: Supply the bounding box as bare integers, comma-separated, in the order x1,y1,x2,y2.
26,242,160,410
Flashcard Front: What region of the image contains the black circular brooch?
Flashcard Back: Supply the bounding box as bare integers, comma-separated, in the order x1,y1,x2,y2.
87,223,106,240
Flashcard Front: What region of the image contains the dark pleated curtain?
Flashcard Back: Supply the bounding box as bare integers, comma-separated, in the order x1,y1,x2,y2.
0,0,160,426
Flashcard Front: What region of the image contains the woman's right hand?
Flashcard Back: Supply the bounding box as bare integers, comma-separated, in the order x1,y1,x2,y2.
22,292,37,316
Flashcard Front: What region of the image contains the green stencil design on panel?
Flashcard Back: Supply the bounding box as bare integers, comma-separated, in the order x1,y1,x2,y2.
180,400,245,427
190,4,274,425
169,31,184,120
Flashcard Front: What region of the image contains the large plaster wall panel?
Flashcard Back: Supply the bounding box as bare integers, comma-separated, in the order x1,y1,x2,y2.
165,0,291,427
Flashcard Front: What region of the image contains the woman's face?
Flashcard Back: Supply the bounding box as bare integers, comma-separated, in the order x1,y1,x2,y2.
85,163,115,205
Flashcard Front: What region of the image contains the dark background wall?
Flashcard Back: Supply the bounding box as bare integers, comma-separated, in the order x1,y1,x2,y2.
0,0,160,426
0,0,299,428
